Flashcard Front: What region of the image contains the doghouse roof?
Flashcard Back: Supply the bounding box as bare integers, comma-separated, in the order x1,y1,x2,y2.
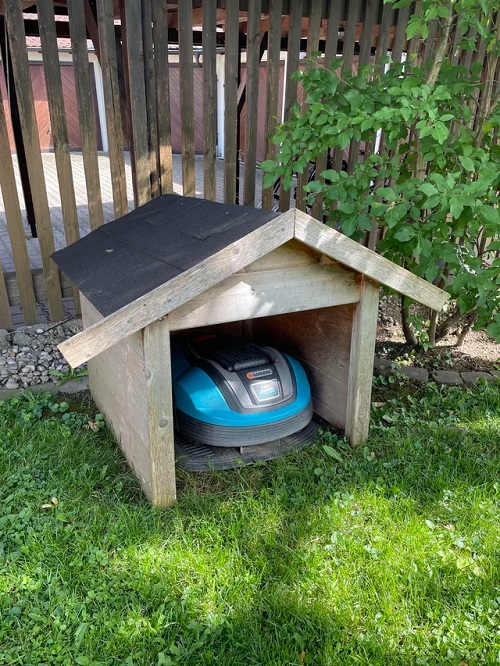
52,194,448,367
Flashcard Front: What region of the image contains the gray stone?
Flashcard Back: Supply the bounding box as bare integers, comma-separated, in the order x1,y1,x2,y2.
0,358,6,366
5,378,19,390
13,332,32,347
490,371,500,379
432,370,463,385
373,358,396,372
396,366,429,382
461,371,496,385
0,329,10,351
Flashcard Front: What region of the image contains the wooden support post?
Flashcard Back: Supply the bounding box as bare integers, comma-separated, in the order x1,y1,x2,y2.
345,278,379,447
202,0,217,201
178,0,196,197
143,317,176,508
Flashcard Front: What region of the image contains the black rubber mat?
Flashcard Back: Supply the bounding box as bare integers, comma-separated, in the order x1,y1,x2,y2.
175,420,320,472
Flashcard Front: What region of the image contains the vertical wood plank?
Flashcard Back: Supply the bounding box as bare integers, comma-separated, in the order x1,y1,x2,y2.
311,0,343,220
0,81,36,324
4,1,64,321
123,0,151,206
67,0,105,230
392,5,410,64
224,1,240,204
152,0,174,195
143,317,176,508
0,259,12,330
261,0,283,210
278,0,302,212
202,0,217,201
142,0,159,199
343,0,361,173
38,0,81,313
97,0,128,218
345,278,379,447
243,0,262,206
295,0,323,212
178,0,196,197
374,1,394,69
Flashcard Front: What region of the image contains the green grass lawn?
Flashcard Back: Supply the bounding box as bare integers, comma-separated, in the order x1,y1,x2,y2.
0,382,499,665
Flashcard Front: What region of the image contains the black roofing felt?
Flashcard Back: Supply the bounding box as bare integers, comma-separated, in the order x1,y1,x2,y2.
52,194,278,317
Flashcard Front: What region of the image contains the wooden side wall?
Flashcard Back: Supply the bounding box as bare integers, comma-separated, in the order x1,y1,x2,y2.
81,295,155,499
253,305,355,429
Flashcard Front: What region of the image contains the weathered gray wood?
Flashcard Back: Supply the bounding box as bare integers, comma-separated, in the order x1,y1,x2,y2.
392,5,410,64
0,261,12,329
202,0,217,201
142,0,159,199
123,0,151,205
0,78,37,324
143,317,176,508
59,211,296,367
4,1,64,322
374,1,394,69
67,0,105,230
278,0,302,212
242,0,262,207
261,0,283,210
224,1,240,204
152,0,174,195
38,0,81,312
294,209,449,310
168,262,360,331
178,0,196,197
97,0,128,217
345,278,379,446
295,0,322,212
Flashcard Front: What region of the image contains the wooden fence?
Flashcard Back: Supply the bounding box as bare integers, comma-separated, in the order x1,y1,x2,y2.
0,0,491,327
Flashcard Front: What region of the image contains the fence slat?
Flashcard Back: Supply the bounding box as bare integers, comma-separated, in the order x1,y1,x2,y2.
142,0,159,199
311,0,344,220
261,0,283,210
243,0,262,207
178,0,196,197
295,0,323,212
278,0,302,212
202,0,217,201
38,0,81,313
123,0,151,206
0,261,12,330
392,5,410,64
4,1,64,321
67,0,104,230
96,0,128,218
151,0,173,195
342,0,360,74
375,1,394,69
0,83,36,324
224,1,240,204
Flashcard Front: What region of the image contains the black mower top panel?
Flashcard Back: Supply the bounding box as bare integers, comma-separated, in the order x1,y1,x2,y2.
52,194,278,317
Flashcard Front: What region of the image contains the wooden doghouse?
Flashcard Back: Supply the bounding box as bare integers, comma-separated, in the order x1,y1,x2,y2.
52,195,448,507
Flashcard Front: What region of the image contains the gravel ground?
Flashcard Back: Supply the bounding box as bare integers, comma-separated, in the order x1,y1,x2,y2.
0,319,82,390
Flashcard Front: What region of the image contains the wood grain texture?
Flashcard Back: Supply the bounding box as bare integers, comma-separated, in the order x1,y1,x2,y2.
0,77,36,324
97,0,128,217
245,238,321,271
82,295,153,499
224,1,240,204
242,0,262,207
278,0,302,212
168,262,360,331
4,0,64,321
141,0,159,199
261,0,283,210
178,0,196,197
294,209,449,310
59,211,295,367
342,0,360,74
0,261,12,329
38,0,81,312
152,0,173,195
143,317,176,508
345,278,379,446
67,0,105,230
123,0,151,206
202,0,217,201
253,305,355,429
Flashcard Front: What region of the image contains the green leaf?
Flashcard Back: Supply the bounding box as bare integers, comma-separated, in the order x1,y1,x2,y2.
431,123,449,145
478,205,500,226
260,160,277,172
425,519,436,530
406,17,422,40
377,187,397,201
323,445,343,463
419,182,438,196
458,155,475,171
439,114,454,122
394,226,416,241
450,199,464,219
